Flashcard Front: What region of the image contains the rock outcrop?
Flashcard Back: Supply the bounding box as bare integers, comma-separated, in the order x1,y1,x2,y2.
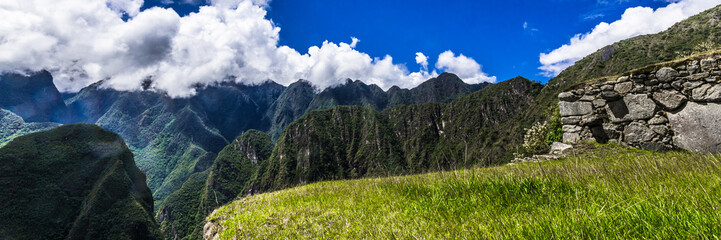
559,54,721,153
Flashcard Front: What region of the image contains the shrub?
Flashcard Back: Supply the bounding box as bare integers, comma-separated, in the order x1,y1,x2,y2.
515,108,562,158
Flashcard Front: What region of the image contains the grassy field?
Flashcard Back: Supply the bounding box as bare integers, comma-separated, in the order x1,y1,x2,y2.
207,143,721,239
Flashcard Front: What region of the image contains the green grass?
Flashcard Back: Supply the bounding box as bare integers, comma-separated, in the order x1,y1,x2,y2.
208,144,721,239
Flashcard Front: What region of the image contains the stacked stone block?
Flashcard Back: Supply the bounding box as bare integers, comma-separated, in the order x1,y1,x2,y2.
559,57,721,153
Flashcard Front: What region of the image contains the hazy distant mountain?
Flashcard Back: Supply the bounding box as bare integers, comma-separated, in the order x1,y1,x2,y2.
0,71,71,123
263,80,316,141
265,72,489,141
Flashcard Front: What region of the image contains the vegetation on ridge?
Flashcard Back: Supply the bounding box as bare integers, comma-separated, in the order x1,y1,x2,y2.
0,124,161,239
157,130,274,240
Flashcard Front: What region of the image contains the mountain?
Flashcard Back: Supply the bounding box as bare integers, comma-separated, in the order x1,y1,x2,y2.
263,80,316,141
388,72,491,106
0,124,161,239
0,108,59,147
191,81,285,141
265,72,489,141
305,79,390,112
64,81,285,209
255,76,541,192
0,71,71,123
157,130,274,240
156,73,493,239
51,72,486,217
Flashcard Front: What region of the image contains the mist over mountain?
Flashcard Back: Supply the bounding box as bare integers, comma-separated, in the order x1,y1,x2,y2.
0,71,71,123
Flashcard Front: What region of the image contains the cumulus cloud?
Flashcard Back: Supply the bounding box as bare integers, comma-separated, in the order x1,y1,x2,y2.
0,0,494,97
539,0,721,77
436,50,496,84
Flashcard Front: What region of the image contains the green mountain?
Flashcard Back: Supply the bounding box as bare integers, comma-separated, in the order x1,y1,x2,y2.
157,130,274,240
0,108,59,148
255,76,541,192
0,123,161,239
0,71,71,123
264,80,316,141
60,73,483,214
265,72,488,141
66,82,230,208
155,73,493,239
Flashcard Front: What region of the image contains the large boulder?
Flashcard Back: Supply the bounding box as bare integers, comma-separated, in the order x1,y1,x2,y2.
652,90,687,110
623,122,657,144
668,102,721,154
656,67,679,82
606,94,656,122
559,101,593,117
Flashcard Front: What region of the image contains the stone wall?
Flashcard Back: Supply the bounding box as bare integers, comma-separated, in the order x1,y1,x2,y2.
558,56,721,153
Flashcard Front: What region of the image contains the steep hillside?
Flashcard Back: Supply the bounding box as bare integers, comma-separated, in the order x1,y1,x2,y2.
305,79,390,112
266,72,488,141
157,130,274,240
0,71,71,123
157,76,522,239
206,143,721,239
0,109,59,147
66,83,229,208
0,124,161,239
255,77,541,192
263,80,316,141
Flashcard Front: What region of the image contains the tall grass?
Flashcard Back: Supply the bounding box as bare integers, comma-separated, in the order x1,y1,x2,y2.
209,144,721,239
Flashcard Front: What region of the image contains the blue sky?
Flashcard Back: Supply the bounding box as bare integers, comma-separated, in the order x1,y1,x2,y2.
143,0,670,83
3,0,717,96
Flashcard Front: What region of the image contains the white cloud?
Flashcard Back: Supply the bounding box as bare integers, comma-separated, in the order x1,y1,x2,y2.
539,0,721,77
436,50,496,84
349,37,359,48
415,52,428,69
0,0,493,97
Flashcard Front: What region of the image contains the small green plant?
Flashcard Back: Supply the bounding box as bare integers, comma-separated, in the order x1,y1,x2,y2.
544,107,563,145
